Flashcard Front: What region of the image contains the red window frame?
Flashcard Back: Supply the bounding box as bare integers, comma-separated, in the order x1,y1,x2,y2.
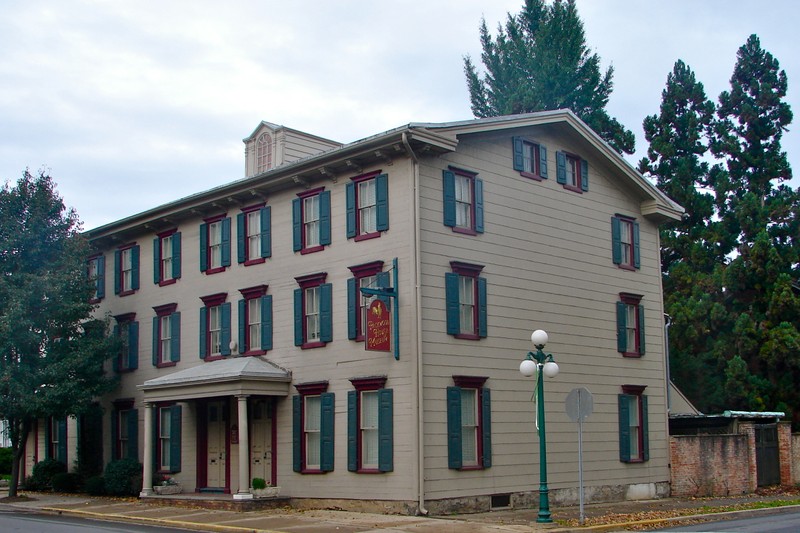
451,261,484,340
87,254,103,303
348,260,384,341
621,385,647,462
563,152,585,193
200,292,227,361
295,381,329,474
156,229,178,286
451,168,478,236
153,303,178,368
117,243,137,296
239,285,268,356
453,375,488,470
297,187,325,255
519,139,544,181
113,399,134,460
155,402,176,473
203,214,227,275
352,171,381,241
296,272,327,349
114,312,136,372
620,293,643,357
241,203,267,266
350,376,387,473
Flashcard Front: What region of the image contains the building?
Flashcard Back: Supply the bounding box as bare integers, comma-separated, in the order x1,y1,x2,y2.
22,110,682,513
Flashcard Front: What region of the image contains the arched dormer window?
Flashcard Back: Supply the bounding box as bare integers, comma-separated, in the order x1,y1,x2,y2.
256,133,273,174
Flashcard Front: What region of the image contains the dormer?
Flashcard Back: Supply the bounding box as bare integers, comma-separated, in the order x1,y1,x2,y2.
243,121,342,177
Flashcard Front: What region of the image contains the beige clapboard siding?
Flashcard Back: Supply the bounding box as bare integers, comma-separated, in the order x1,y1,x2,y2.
93,159,422,500
417,128,668,499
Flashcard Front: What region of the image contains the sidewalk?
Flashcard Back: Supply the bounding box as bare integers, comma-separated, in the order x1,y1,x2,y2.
2,488,800,532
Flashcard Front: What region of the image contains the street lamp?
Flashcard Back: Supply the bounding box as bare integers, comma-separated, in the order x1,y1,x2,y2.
519,329,559,523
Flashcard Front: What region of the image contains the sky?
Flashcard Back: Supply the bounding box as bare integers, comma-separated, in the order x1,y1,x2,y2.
2,0,798,231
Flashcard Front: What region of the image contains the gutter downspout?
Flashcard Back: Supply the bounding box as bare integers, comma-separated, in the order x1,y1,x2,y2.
664,313,672,413
402,132,428,516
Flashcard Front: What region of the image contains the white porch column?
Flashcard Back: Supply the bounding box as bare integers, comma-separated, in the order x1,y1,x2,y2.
139,402,154,497
233,395,253,499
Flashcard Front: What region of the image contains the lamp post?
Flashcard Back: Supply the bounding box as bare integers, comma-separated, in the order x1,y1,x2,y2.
519,329,559,523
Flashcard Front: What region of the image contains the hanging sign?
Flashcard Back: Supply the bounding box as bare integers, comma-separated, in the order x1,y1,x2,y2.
366,299,391,352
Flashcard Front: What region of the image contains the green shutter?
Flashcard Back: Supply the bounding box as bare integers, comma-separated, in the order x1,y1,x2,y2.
642,395,649,461
618,395,631,462
44,419,52,459
581,159,589,191
617,301,627,353
57,418,68,464
237,212,246,264
152,316,159,366
293,289,304,346
260,206,271,258
447,387,462,469
221,217,231,267
512,137,524,171
113,250,121,294
199,223,208,272
347,390,358,471
112,324,120,372
170,405,182,472
171,312,181,362
638,304,646,355
220,302,231,355
611,217,622,265
633,222,640,268
556,151,566,184
442,170,456,227
96,256,105,299
128,409,139,460
261,295,273,351
172,232,181,279
376,173,389,231
153,237,161,284
378,388,394,472
481,388,492,468
110,410,119,461
477,276,488,338
320,392,335,472
292,198,302,252
376,271,391,310
199,307,207,359
320,283,333,343
445,273,460,335
475,178,484,234
319,190,331,246
130,245,140,290
539,144,548,178
292,396,302,472
347,278,358,340
238,299,247,352
128,321,139,369
346,182,356,238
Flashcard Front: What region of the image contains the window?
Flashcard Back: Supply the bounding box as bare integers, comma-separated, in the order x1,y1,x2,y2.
612,216,640,269
293,188,331,254
87,254,105,302
114,244,140,295
556,151,589,192
112,401,137,460
237,205,271,265
443,168,484,234
293,382,334,473
347,261,389,341
152,303,180,367
445,262,487,339
346,172,389,240
238,286,272,355
199,293,231,360
113,313,139,372
348,377,393,473
617,293,645,357
256,132,273,174
200,216,231,274
294,273,332,348
512,137,548,180
45,417,67,463
153,230,181,285
156,404,182,473
447,376,491,470
618,385,649,463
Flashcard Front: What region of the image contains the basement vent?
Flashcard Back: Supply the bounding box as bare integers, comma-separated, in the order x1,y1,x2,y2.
490,493,511,509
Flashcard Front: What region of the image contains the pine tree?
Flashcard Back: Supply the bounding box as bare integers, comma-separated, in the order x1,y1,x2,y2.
464,0,635,154
0,170,119,497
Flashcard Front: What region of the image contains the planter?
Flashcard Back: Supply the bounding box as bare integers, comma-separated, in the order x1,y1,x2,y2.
154,484,182,495
252,486,280,498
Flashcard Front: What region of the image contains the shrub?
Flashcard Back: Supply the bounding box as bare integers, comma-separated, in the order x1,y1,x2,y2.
84,475,106,496
31,458,67,491
21,475,36,490
104,458,142,496
252,477,267,490
0,447,12,475
51,472,81,493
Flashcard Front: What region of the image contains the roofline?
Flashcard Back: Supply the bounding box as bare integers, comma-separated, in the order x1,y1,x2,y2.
242,120,342,146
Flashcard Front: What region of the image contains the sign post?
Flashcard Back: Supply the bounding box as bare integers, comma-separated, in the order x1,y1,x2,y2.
565,387,594,526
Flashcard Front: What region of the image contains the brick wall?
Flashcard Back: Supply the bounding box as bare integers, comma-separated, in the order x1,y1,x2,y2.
778,422,793,486
793,433,800,485
670,435,751,497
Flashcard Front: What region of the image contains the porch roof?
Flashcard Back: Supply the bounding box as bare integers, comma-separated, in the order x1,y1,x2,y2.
139,356,292,403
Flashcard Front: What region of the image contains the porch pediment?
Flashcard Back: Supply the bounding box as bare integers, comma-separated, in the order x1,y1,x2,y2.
139,356,292,403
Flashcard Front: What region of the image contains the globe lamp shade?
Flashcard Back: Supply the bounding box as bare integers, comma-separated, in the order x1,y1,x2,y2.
531,329,549,348
542,361,559,378
519,359,538,377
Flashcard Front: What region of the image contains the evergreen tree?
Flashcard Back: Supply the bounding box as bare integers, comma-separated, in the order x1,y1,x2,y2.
0,170,118,497
464,0,635,154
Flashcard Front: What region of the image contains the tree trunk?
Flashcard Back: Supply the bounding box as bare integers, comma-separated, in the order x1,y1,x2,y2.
7,418,31,498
